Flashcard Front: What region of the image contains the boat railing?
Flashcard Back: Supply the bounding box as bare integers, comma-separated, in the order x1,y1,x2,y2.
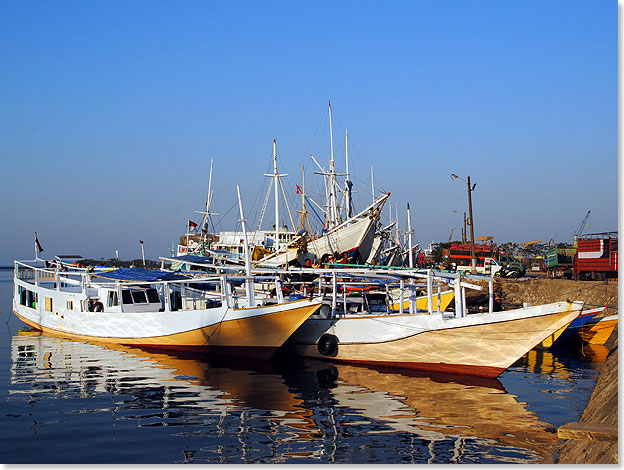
14,260,494,317
249,266,493,317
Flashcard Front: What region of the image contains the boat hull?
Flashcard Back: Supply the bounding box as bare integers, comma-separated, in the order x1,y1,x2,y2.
13,300,321,360
578,315,618,345
284,301,583,378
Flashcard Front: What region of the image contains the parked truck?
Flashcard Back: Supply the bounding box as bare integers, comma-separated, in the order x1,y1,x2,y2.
456,257,503,276
546,242,576,279
497,255,527,277
574,232,618,281
444,242,497,268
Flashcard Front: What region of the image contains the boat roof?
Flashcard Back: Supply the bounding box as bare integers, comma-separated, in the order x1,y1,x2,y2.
55,255,84,261
94,268,189,282
172,254,214,264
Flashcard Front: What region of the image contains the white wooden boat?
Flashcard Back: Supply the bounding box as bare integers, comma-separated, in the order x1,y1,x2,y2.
12,260,321,360
257,193,389,267
283,269,583,378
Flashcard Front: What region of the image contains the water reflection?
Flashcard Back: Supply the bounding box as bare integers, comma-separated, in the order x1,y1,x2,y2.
513,345,607,376
9,330,567,463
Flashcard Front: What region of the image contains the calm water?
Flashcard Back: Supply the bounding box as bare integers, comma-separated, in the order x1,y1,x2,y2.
0,270,606,464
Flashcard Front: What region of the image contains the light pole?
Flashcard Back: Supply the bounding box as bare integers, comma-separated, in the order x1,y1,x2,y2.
451,174,477,272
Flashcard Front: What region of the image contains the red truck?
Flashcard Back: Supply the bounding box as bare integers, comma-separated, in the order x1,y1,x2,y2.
574,232,618,281
444,242,497,268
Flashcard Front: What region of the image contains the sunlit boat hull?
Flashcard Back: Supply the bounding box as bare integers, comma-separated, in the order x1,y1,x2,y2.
14,300,320,359
285,301,583,378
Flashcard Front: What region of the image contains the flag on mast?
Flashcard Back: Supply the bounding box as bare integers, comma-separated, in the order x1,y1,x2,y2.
34,232,44,254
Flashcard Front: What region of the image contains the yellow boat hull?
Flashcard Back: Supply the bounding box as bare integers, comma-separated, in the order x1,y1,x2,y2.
390,290,455,313
579,317,618,345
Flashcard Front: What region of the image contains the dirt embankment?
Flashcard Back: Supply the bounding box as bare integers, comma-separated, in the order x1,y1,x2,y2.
496,278,618,315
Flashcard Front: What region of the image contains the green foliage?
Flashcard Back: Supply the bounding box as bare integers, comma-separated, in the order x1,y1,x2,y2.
518,243,548,258
498,242,519,257
430,242,451,263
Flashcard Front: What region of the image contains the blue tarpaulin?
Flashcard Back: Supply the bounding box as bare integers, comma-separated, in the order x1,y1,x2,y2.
173,255,213,264
95,268,189,282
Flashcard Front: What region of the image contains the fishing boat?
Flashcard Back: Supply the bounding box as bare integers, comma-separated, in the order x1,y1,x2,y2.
13,188,322,360
12,260,321,359
283,268,584,378
257,193,389,267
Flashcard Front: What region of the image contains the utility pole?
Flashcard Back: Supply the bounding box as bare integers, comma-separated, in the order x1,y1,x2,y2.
451,174,477,272
466,176,476,272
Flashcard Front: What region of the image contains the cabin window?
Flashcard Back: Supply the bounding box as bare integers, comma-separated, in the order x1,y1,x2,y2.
18,287,37,309
146,288,160,304
108,291,118,307
66,300,73,310
28,291,37,309
131,290,147,304
19,286,27,306
121,290,133,304
45,298,53,312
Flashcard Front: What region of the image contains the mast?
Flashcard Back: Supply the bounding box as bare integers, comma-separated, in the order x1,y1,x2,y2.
204,158,214,249
236,185,255,306
327,100,339,228
206,158,214,216
273,139,279,252
345,129,353,218
297,165,310,233
407,202,414,268
264,139,287,252
371,166,375,206
193,158,219,234
407,202,414,314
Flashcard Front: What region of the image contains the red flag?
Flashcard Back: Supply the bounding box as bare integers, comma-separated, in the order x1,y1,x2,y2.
139,240,144,244
188,220,198,228
296,184,303,195
34,232,44,253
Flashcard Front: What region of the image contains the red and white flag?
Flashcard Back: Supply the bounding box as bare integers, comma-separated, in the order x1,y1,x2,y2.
188,220,198,228
34,231,44,253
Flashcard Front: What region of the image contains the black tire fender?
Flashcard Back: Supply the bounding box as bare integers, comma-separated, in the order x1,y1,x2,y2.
317,333,339,356
93,301,104,312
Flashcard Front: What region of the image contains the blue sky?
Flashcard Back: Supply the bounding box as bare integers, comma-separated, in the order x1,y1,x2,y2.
0,1,617,264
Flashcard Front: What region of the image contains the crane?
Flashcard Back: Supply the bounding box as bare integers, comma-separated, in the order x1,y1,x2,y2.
569,210,591,244
448,227,457,243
